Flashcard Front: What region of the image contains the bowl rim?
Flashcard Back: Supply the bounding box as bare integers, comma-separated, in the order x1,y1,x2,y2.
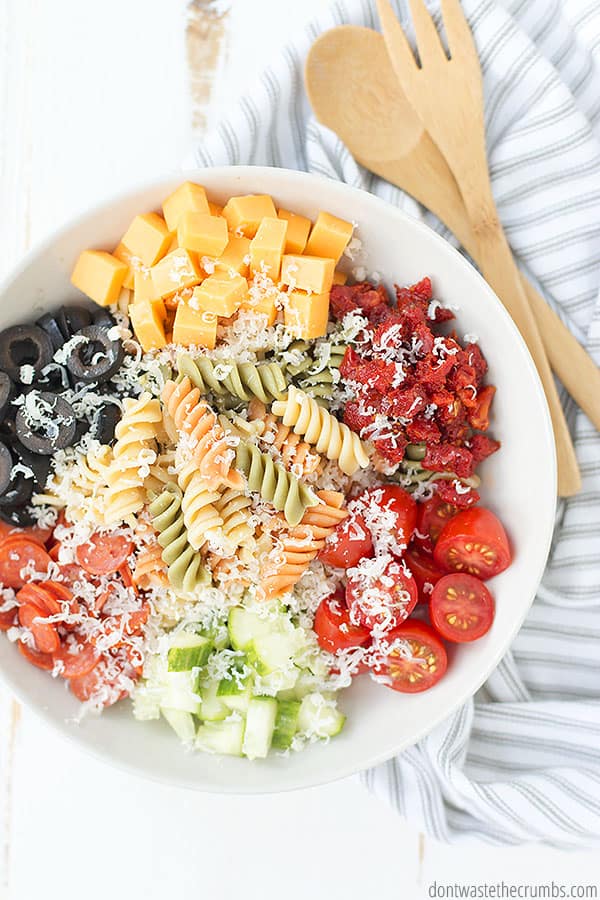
0,165,557,793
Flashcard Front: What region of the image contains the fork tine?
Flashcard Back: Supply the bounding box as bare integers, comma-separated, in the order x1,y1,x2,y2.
440,0,478,59
408,0,447,64
376,0,419,73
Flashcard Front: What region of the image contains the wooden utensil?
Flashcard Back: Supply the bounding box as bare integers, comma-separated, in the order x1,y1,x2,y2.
374,0,580,495
305,24,600,446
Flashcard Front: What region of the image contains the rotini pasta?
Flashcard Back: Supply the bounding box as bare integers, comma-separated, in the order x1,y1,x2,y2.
234,440,318,527
271,385,370,476
214,488,255,550
177,458,224,551
283,339,346,405
393,443,481,495
178,354,288,405
149,484,210,593
247,399,321,477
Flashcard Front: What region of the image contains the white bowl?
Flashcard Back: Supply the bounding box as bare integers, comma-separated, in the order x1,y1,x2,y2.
0,166,556,793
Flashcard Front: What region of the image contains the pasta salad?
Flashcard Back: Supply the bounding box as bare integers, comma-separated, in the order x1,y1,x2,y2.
0,184,512,759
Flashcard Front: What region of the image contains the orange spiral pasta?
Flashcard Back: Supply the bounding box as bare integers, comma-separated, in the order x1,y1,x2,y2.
161,377,244,489
247,399,321,477
133,542,168,590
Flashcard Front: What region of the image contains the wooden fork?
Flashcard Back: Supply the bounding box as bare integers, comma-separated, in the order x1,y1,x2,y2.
376,0,581,496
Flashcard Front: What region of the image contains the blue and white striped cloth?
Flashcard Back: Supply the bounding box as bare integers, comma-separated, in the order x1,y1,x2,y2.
192,0,600,847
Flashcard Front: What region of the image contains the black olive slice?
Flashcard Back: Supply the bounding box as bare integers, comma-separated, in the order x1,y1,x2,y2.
0,443,12,496
0,505,37,528
36,312,65,353
56,307,71,341
0,372,13,423
66,325,124,385
90,402,121,445
11,442,51,489
0,325,54,381
92,308,116,330
15,391,77,454
37,363,70,393
64,305,93,334
0,471,34,507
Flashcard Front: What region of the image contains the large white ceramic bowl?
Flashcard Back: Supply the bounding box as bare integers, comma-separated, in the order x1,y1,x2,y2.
0,167,556,792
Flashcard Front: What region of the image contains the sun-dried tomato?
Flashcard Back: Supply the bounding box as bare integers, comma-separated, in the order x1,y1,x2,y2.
422,444,475,479
373,434,407,464
435,480,480,509
343,401,375,435
353,359,397,392
381,386,427,419
469,385,496,431
406,416,441,444
468,433,501,464
464,342,488,380
330,282,392,322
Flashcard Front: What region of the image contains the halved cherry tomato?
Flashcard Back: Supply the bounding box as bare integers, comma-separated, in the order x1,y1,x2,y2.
430,573,494,642
0,607,17,631
17,640,54,670
416,495,459,548
405,547,444,601
76,533,133,576
361,485,417,548
434,507,511,580
346,558,418,632
369,620,447,693
0,538,52,590
313,592,371,652
52,641,100,678
319,513,373,569
18,603,60,654
0,521,53,547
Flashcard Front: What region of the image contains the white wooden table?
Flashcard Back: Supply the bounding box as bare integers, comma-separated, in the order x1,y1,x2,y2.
0,2,598,897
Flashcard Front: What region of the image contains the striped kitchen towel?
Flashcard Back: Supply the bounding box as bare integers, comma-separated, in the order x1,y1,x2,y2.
192,0,600,847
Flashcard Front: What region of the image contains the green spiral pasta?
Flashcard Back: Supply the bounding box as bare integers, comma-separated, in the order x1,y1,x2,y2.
283,338,347,406
394,443,481,494
234,441,318,526
149,484,210,593
177,353,287,405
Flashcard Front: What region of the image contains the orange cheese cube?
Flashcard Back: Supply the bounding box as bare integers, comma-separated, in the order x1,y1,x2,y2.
280,254,335,294
71,250,128,307
208,201,224,217
177,212,228,257
112,242,140,290
215,234,251,276
166,233,179,253
222,194,277,238
249,217,287,279
277,209,311,254
133,270,166,321
162,182,210,232
192,272,248,318
305,211,354,263
120,213,171,267
150,249,203,299
173,301,218,350
239,291,278,327
332,269,348,285
284,290,330,339
129,301,167,352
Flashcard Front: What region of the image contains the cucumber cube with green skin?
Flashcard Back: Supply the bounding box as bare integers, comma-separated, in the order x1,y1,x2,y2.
242,697,278,759
167,633,213,671
217,670,252,697
162,671,202,715
297,693,345,738
272,700,301,750
161,708,196,743
196,718,245,756
228,607,275,651
221,683,253,713
198,680,230,722
248,631,300,676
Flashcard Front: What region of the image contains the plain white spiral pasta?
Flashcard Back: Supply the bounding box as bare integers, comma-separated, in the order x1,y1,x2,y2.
177,458,224,551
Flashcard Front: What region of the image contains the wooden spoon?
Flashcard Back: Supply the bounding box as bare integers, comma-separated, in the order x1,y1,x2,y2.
306,25,600,490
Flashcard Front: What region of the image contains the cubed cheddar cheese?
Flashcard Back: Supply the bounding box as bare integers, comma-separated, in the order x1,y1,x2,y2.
177,212,228,257
192,272,248,318
173,301,218,350
277,209,311,254
112,242,139,290
239,290,278,326
208,201,224,217
215,233,251,277
332,269,348,285
280,254,335,294
222,194,277,238
134,270,166,321
71,250,128,307
120,213,171,267
129,300,167,351
166,233,179,253
249,217,287,279
284,290,329,339
305,211,354,263
150,249,203,299
162,182,209,232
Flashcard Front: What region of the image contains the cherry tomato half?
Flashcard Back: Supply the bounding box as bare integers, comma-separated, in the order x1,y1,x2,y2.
430,573,494,643
313,593,371,653
361,485,417,548
416,495,459,548
369,620,447,693
76,533,134,576
405,547,444,601
346,558,418,632
434,507,511,580
318,513,373,569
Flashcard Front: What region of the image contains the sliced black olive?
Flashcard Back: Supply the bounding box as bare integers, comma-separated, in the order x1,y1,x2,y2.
90,402,121,445
11,442,51,490
37,363,70,392
36,312,66,353
0,325,54,381
0,418,17,447
0,443,12,496
15,391,77,454
92,308,116,330
64,305,93,334
0,471,34,507
0,505,37,528
66,325,124,385
56,307,71,341
0,372,13,423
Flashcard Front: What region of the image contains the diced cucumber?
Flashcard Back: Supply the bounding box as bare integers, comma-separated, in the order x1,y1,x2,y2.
161,708,196,743
198,680,230,722
272,700,301,750
228,606,275,651
162,671,202,715
242,697,278,759
221,683,253,713
249,631,301,675
167,633,212,671
256,665,299,694
196,718,245,756
131,685,162,721
297,693,345,738
217,671,252,697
